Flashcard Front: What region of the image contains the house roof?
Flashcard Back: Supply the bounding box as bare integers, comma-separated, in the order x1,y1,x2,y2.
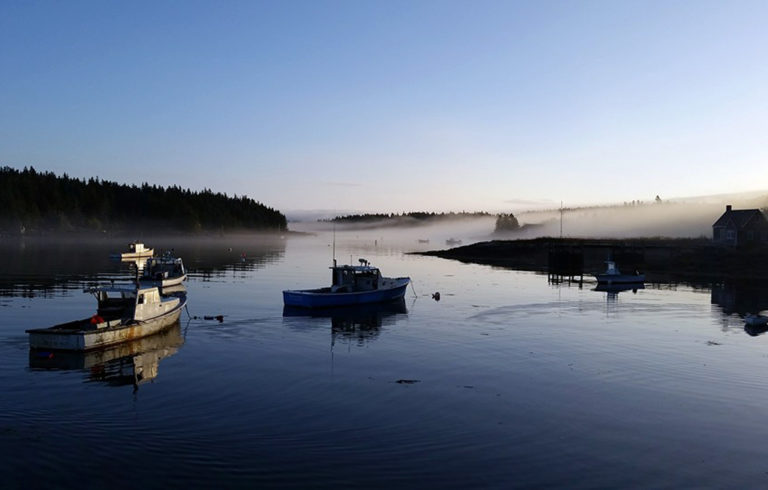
713,208,767,229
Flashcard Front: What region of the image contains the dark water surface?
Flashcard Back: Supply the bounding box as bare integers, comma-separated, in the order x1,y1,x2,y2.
3,233,768,488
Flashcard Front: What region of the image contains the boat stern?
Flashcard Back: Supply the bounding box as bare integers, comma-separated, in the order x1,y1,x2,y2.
27,330,86,351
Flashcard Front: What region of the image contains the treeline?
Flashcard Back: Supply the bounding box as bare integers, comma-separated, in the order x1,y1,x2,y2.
494,213,520,232
0,166,287,234
324,211,492,223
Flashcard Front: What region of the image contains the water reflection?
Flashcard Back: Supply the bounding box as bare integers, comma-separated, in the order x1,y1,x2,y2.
120,255,149,275
593,283,645,301
0,239,122,297
283,299,408,346
29,321,184,390
711,280,768,318
744,323,768,337
0,236,286,296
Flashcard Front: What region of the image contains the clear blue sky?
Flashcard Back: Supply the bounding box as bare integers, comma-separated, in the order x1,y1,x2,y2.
2,0,766,214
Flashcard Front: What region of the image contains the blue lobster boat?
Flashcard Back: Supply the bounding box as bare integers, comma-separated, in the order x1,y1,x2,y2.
283,259,410,308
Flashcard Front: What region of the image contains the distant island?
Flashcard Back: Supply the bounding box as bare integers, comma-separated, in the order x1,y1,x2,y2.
321,211,494,229
0,166,287,235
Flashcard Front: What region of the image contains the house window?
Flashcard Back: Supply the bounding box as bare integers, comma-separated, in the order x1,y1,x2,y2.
747,231,754,241
726,230,736,241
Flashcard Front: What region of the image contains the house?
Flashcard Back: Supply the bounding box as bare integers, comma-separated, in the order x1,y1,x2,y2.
712,205,768,246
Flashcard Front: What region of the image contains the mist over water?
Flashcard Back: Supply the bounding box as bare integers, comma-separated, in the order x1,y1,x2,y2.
292,217,498,250
292,191,768,242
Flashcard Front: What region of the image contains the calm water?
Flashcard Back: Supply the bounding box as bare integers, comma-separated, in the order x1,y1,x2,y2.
2,232,768,488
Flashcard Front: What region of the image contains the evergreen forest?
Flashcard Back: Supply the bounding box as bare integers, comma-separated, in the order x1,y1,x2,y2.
0,166,287,234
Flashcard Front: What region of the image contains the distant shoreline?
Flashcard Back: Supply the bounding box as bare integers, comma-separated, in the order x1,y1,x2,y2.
416,237,768,281
0,229,311,241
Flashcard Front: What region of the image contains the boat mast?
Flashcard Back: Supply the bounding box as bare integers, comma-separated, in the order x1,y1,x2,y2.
332,222,337,267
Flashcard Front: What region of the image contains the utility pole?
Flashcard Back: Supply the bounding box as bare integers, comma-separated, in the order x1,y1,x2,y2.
560,201,563,238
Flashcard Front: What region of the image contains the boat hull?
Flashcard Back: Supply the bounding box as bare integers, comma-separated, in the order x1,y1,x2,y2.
139,274,187,289
745,315,768,327
594,274,645,285
121,250,154,259
161,274,186,287
594,283,645,293
283,278,410,308
27,298,186,351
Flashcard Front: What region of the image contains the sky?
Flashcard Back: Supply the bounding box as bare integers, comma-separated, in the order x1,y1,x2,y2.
1,0,767,216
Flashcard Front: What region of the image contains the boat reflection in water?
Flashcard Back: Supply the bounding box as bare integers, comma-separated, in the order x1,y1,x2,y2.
29,321,184,390
594,283,645,301
744,322,768,337
283,298,408,346
121,255,149,274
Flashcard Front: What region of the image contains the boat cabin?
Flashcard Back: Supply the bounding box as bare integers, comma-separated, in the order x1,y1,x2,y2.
601,260,641,276
144,256,185,280
604,261,620,275
135,287,164,321
91,286,137,320
90,285,166,322
129,242,150,254
330,264,382,293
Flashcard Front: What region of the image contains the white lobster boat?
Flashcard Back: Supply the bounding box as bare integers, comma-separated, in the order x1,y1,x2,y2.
27,284,186,351
140,254,187,288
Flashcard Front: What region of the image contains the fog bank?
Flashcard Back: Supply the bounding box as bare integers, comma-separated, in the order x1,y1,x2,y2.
510,194,767,239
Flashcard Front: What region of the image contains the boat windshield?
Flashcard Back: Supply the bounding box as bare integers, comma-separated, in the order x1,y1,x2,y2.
94,289,137,301
332,266,381,289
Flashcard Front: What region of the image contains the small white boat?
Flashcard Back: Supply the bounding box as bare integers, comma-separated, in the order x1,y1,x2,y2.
119,242,154,259
140,254,187,288
27,284,186,351
594,260,644,285
745,314,768,327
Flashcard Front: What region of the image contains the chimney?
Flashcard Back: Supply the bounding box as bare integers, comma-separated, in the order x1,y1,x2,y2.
726,204,732,212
